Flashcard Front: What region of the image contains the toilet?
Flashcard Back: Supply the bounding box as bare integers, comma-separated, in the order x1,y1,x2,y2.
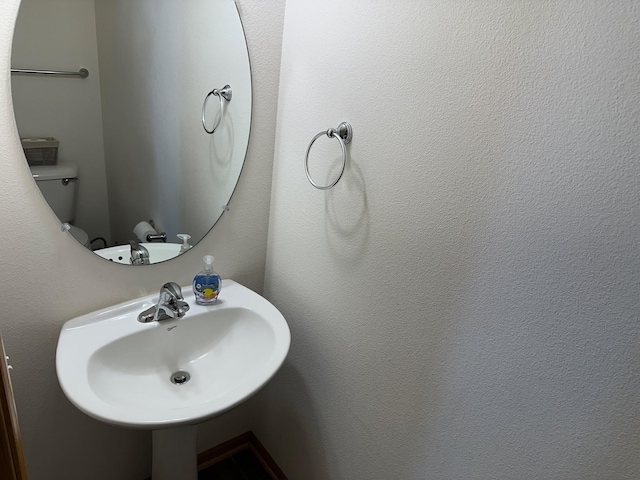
30,163,90,248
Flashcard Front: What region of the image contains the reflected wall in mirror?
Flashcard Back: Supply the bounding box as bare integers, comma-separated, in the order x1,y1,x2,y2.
11,0,251,264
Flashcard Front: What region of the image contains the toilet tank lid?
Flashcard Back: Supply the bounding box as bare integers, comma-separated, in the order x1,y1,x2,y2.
30,163,78,180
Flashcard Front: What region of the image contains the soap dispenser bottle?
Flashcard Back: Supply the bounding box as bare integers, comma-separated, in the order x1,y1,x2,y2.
193,255,221,305
177,234,192,253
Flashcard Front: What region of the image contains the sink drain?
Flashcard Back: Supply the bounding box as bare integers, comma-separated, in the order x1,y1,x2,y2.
170,371,191,385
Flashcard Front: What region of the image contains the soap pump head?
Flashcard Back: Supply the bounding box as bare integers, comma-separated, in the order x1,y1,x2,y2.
202,255,215,273
177,234,192,253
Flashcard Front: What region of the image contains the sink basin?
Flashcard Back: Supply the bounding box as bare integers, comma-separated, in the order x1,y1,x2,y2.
56,280,290,429
93,242,182,264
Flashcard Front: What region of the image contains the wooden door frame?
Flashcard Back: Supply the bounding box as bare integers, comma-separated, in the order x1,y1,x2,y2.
0,332,28,480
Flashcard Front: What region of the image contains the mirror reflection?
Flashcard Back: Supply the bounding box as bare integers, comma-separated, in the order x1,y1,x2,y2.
11,0,252,264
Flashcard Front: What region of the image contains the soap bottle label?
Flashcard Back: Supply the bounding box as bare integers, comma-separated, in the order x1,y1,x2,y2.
194,275,220,304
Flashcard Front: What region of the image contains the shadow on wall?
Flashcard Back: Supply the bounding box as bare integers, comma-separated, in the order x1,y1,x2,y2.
324,156,370,264
260,108,511,476
250,362,331,479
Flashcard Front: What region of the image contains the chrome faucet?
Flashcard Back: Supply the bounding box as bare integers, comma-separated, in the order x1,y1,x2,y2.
130,240,150,266
138,282,190,323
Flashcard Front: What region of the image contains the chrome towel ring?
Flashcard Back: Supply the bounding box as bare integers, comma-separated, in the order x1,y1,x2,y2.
304,122,353,190
202,85,232,134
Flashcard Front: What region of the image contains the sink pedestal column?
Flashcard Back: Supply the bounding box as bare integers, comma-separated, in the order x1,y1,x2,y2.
152,425,198,480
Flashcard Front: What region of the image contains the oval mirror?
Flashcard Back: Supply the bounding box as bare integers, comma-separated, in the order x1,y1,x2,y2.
11,0,251,264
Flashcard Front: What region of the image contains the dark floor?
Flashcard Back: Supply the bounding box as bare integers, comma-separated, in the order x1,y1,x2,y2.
198,448,271,480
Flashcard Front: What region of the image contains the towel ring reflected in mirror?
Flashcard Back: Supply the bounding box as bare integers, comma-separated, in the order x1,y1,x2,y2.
202,85,232,134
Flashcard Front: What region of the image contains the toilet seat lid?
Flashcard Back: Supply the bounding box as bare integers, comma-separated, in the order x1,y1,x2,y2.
68,225,89,246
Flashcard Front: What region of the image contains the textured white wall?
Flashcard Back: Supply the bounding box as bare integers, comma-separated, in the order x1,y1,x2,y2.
0,0,284,478
260,1,640,479
11,0,111,243
94,0,252,245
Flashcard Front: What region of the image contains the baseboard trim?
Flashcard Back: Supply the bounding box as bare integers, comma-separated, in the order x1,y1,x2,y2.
198,431,287,479
246,431,288,480
144,431,287,480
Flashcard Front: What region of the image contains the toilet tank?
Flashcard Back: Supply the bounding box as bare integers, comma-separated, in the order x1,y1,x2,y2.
30,164,79,223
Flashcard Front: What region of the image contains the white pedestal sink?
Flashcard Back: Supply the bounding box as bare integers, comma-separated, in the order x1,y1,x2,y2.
56,280,290,479
93,242,182,264
152,426,198,480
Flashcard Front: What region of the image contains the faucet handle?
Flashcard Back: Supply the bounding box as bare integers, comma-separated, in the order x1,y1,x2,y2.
160,282,184,301
157,282,190,320
130,240,150,265
138,282,189,323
